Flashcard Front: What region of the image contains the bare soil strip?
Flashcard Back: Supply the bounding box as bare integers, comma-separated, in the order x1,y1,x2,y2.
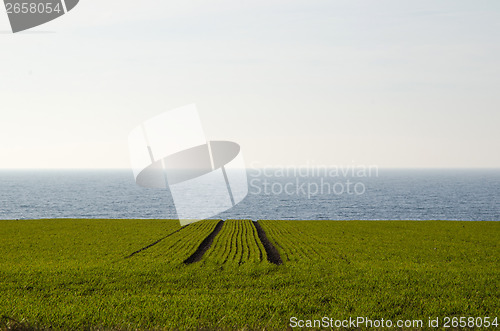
253,221,283,265
183,220,224,264
125,225,188,259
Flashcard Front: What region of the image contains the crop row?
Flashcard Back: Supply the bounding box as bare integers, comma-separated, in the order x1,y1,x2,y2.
135,219,220,263
203,220,265,264
259,220,334,262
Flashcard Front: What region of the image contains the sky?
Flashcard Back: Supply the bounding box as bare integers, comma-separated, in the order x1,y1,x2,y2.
0,0,499,169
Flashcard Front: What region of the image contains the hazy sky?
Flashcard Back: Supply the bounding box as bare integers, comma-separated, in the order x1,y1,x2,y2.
1,0,499,169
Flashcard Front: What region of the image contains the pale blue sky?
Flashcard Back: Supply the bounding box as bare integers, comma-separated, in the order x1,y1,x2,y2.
1,0,499,168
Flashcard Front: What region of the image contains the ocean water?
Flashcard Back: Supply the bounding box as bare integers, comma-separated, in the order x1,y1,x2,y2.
0,169,498,221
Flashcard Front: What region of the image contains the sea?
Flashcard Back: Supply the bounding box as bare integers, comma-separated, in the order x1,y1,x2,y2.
0,169,498,221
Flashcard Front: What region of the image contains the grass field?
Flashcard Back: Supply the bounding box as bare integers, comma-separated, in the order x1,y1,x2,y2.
0,219,498,330
203,220,265,264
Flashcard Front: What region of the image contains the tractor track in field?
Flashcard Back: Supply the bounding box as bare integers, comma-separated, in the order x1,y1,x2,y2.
124,224,189,259
253,221,283,265
183,220,224,264
124,220,283,265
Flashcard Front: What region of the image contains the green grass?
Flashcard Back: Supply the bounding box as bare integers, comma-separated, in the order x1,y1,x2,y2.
0,219,498,330
203,220,265,264
132,219,219,264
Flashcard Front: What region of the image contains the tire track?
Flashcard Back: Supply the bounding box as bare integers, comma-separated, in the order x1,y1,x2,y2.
124,224,188,259
183,220,224,264
262,223,289,261
253,221,283,265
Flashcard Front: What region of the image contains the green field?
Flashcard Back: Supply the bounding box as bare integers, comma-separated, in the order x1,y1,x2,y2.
203,220,265,264
0,219,498,330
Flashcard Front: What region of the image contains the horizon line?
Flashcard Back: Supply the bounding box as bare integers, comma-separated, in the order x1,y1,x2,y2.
0,167,499,170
